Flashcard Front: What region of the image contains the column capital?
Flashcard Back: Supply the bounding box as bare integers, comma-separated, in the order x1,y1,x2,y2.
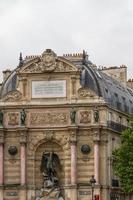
69,129,77,144
93,130,100,143
0,129,4,144
18,128,28,144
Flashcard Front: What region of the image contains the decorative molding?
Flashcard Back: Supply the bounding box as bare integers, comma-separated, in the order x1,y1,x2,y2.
80,111,91,123
78,87,95,98
30,112,69,126
8,112,19,126
3,90,22,102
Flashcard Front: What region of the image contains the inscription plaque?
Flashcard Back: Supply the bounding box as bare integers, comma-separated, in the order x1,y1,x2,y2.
32,80,66,98
79,191,91,195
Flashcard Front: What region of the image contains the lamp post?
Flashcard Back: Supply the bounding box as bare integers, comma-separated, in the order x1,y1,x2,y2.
90,175,96,200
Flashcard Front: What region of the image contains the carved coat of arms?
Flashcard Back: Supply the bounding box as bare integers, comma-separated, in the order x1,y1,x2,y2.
39,49,57,72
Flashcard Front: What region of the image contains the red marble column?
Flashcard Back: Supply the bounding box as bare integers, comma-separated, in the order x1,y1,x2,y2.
0,143,4,185
20,143,26,185
94,141,99,184
71,142,77,185
20,130,27,186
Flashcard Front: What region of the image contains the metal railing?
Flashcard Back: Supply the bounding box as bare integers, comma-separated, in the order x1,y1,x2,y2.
107,121,128,132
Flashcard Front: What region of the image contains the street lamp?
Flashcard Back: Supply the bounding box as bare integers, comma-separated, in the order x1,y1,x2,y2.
90,175,96,200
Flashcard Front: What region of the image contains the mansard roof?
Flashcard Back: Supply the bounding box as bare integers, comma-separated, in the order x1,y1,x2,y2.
0,50,133,114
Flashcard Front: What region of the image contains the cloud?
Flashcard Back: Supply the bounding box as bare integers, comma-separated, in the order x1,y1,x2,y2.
0,0,133,81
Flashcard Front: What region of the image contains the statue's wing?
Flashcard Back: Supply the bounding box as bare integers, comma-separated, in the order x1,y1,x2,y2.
40,153,49,173
52,153,61,171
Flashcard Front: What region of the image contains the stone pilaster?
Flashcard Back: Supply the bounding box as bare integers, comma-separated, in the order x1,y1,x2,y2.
0,128,4,200
20,129,27,186
69,127,78,200
93,130,100,184
19,128,27,200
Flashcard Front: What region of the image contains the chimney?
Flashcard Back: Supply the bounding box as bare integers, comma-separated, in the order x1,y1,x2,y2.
3,69,12,82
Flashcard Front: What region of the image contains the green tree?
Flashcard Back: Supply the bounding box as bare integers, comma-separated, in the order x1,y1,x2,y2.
113,115,133,193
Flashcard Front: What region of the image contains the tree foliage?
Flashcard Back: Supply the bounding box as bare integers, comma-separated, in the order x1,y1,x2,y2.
113,115,133,193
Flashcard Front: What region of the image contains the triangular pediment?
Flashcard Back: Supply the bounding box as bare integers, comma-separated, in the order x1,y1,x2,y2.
17,49,78,74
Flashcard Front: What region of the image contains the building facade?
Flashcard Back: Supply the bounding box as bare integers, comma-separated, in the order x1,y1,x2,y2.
0,49,133,200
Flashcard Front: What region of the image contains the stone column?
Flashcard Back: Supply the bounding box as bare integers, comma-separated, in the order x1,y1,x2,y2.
69,129,77,200
94,141,100,184
20,143,26,185
19,129,27,200
0,129,4,200
71,141,77,184
93,131,100,184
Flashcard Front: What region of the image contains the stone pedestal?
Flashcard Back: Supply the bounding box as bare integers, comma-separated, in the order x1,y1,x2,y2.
71,185,77,200
19,188,27,200
0,188,4,200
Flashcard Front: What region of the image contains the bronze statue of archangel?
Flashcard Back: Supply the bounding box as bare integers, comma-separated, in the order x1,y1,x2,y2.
40,152,61,187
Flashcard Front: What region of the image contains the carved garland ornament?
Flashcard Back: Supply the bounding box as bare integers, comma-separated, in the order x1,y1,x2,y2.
3,90,22,102
80,111,91,123
78,87,94,98
8,112,19,126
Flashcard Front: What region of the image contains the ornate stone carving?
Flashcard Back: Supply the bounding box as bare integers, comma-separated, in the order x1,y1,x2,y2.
30,112,69,126
69,130,77,143
55,61,75,72
20,131,27,144
93,131,100,142
39,49,57,72
22,49,57,73
8,112,19,126
80,111,91,123
43,130,54,141
23,62,42,73
3,90,22,102
78,87,95,98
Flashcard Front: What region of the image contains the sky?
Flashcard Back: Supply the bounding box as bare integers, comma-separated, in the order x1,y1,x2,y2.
0,0,133,81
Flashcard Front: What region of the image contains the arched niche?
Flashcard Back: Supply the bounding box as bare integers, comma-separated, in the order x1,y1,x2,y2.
35,141,65,188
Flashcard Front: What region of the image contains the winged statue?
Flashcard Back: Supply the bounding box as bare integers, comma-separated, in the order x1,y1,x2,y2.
40,152,61,186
